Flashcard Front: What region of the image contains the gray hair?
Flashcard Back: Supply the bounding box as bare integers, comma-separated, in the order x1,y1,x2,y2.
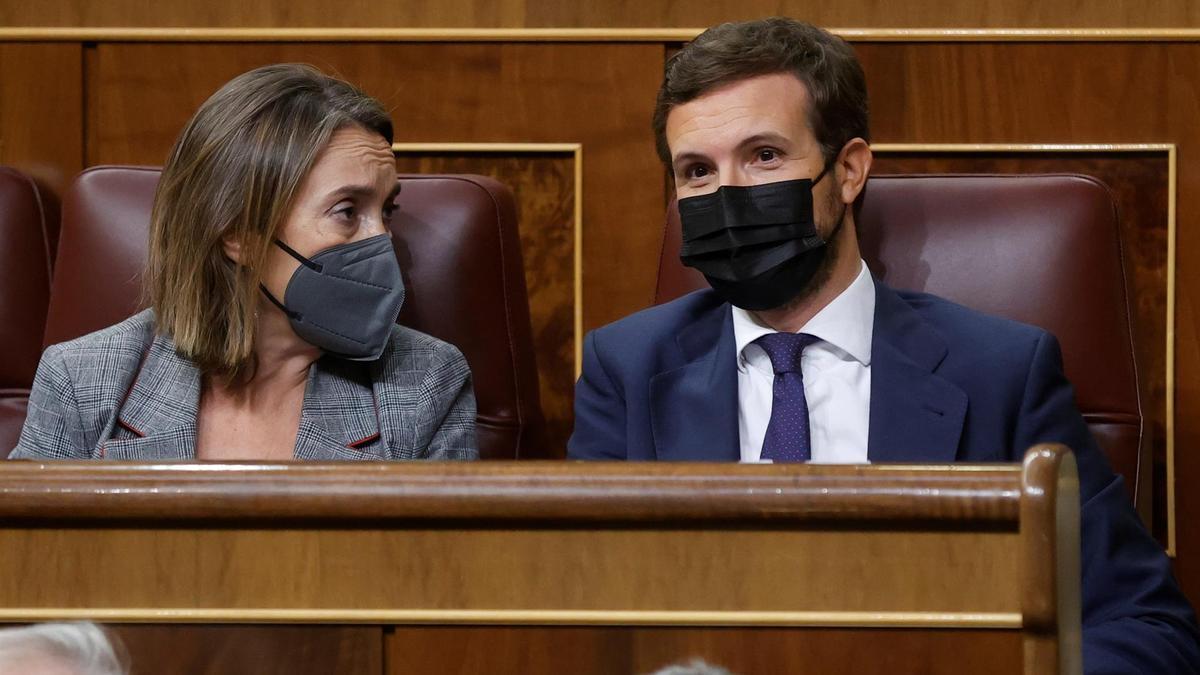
0,622,127,675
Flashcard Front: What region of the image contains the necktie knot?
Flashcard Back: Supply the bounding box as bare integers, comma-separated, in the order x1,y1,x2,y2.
754,332,818,374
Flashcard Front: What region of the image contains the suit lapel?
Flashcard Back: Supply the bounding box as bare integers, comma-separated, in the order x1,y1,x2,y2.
106,334,201,460
293,357,382,460
650,305,740,461
867,282,967,463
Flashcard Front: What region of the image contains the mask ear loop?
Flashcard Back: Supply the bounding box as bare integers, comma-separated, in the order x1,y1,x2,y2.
258,239,318,321
813,154,848,244
811,155,837,187
259,284,301,321
274,239,324,273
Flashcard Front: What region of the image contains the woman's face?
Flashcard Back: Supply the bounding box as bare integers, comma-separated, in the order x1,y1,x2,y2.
259,125,399,306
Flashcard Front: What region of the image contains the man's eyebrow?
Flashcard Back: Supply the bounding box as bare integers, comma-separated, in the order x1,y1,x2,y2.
735,132,791,151
671,132,794,169
671,151,710,170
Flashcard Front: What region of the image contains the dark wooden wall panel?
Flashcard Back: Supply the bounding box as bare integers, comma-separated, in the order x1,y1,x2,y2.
386,626,1022,674
110,624,383,675
393,152,576,454
5,1,1200,28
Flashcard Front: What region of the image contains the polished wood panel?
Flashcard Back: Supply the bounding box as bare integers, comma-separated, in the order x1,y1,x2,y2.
393,152,575,456
111,625,382,675
0,461,1023,522
4,0,1200,29
0,42,82,199
0,528,1020,614
87,42,663,332
0,448,1077,673
387,626,1023,675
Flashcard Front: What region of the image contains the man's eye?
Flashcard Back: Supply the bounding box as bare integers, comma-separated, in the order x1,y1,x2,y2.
757,149,779,162
382,203,398,222
686,165,710,179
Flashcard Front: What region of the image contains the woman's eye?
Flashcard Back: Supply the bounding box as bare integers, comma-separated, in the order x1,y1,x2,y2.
382,203,398,222
333,204,355,220
757,149,779,162
685,165,710,180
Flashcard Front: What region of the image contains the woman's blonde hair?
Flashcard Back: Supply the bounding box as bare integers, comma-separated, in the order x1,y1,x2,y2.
144,63,393,381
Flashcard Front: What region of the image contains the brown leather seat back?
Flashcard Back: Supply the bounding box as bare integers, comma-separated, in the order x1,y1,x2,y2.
656,174,1143,500
45,166,543,459
0,167,55,457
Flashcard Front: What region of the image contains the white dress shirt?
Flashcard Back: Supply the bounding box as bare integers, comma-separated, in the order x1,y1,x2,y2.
733,260,875,463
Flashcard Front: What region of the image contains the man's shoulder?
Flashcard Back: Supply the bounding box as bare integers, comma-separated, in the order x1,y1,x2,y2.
889,286,1048,360
593,289,727,343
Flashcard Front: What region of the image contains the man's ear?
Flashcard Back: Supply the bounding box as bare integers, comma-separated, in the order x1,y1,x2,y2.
836,138,873,205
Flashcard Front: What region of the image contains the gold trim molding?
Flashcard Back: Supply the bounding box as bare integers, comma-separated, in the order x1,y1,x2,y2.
391,142,584,375
874,142,1178,557
5,27,1200,43
0,608,1023,628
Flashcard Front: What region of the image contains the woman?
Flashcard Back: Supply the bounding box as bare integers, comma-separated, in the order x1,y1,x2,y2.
11,64,477,460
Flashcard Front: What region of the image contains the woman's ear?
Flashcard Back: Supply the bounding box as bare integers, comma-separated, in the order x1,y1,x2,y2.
221,233,243,265
837,138,873,205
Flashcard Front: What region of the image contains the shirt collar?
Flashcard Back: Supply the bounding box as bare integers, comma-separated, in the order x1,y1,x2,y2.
731,259,876,370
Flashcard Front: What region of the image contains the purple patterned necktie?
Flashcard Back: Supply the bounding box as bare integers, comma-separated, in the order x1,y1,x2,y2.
754,332,819,462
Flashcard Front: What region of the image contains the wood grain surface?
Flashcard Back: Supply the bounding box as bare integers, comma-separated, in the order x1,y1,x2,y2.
0,461,1021,522
0,450,1075,673
3,0,1200,29
386,626,1023,675
111,624,383,675
393,152,576,457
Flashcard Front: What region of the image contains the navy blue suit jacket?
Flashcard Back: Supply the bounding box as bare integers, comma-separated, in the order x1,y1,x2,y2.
569,281,1199,674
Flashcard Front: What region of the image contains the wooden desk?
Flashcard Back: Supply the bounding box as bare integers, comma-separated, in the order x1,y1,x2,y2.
0,445,1080,674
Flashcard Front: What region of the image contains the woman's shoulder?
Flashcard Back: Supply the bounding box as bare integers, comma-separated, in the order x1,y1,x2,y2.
41,310,156,370
370,324,471,390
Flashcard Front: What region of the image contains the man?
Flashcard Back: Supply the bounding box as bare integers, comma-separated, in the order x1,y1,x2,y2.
568,17,1200,673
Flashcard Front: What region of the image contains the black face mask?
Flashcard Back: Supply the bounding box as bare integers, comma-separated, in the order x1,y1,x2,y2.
677,167,844,311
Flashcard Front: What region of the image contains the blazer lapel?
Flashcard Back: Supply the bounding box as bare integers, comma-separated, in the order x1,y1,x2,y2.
867,282,967,463
293,357,382,460
649,305,740,461
105,334,201,460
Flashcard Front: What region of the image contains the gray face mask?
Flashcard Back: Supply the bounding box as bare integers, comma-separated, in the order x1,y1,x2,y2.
260,233,406,361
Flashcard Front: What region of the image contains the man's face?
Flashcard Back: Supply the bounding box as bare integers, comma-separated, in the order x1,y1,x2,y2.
666,72,838,218
665,72,853,310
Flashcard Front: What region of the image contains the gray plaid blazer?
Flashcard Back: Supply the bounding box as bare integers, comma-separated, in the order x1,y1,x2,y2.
10,310,478,460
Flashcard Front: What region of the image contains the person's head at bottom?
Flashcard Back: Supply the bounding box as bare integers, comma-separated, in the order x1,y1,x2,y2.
0,623,127,675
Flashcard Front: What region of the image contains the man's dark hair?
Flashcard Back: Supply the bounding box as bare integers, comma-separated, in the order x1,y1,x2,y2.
652,18,870,169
